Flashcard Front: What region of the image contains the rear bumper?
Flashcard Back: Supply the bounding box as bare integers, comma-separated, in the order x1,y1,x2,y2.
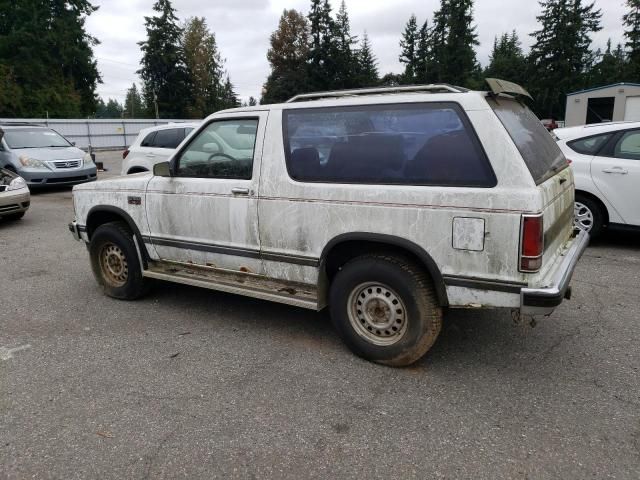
520,229,590,316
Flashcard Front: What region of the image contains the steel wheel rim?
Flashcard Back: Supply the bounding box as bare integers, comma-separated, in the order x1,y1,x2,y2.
347,282,408,346
99,242,129,287
574,201,594,232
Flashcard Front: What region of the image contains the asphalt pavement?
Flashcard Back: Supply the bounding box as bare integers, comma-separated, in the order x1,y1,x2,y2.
1,151,639,479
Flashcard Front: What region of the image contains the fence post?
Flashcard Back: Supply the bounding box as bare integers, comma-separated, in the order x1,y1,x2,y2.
86,119,92,151
122,120,127,149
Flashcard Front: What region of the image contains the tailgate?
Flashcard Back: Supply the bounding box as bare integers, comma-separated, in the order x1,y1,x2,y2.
538,166,575,273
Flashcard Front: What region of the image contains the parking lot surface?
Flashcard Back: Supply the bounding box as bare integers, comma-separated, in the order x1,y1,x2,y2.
1,151,639,479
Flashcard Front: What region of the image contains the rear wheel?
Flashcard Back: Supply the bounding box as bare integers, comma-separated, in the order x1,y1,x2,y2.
329,254,442,367
574,194,604,237
89,221,147,300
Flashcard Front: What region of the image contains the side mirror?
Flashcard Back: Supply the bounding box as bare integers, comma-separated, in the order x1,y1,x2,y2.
202,142,221,154
153,161,172,177
0,127,4,143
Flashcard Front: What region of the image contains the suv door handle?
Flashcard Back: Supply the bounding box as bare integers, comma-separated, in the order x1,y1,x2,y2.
231,188,250,196
602,167,628,174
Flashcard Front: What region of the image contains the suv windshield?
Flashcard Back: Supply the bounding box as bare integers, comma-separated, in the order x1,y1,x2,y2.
3,128,71,149
488,97,567,184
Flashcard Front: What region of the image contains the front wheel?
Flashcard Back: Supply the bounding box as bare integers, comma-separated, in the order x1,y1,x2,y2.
329,255,442,367
89,221,147,300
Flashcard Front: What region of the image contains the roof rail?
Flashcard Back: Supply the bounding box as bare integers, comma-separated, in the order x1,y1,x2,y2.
286,84,467,103
0,121,43,127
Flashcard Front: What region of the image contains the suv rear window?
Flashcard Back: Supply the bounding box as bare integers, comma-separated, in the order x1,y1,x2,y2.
283,103,496,187
488,97,567,184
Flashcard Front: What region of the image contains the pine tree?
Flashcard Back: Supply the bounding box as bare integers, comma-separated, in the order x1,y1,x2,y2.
334,0,358,88
95,98,124,118
484,31,527,85
0,0,100,117
528,0,602,119
248,97,258,106
356,31,379,87
425,0,451,83
124,83,145,118
415,20,430,83
399,14,419,83
138,0,190,118
589,40,629,85
262,9,310,104
623,0,640,79
220,77,240,110
307,0,338,91
182,17,225,117
443,0,480,87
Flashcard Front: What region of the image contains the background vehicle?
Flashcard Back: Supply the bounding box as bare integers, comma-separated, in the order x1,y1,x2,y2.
121,123,199,175
555,121,640,236
70,81,586,367
541,118,559,131
0,123,97,187
0,167,30,220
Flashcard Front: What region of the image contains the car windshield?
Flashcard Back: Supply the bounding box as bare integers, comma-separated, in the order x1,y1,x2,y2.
3,128,72,149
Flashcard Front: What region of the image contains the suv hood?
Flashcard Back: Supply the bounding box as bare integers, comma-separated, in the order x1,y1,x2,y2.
12,146,86,161
73,171,152,192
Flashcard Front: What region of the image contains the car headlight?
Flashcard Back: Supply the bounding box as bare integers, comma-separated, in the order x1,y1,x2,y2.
83,153,94,166
19,155,49,169
7,176,27,191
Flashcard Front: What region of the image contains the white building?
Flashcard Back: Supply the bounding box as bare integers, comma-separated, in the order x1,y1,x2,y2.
564,83,640,127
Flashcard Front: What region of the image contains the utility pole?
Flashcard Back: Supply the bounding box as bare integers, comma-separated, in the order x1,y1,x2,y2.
153,90,159,119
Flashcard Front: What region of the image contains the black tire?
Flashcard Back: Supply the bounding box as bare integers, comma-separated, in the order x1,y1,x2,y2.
89,221,147,300
3,211,25,221
329,254,442,367
574,193,604,237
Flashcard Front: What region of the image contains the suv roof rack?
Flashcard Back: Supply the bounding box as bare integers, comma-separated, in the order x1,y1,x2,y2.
286,84,468,103
0,121,43,127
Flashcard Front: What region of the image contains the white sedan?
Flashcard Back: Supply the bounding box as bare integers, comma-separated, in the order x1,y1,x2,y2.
555,122,640,236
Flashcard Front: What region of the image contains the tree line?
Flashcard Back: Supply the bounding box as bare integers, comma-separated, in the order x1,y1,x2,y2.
1,0,639,120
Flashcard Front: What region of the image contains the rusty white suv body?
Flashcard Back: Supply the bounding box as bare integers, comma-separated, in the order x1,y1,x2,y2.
69,80,588,366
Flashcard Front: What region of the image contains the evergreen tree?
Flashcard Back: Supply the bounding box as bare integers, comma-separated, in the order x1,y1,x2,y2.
248,96,258,106
262,9,310,104
307,0,338,91
220,77,240,110
415,20,430,83
334,0,358,88
399,14,419,83
356,31,379,87
528,0,602,119
124,83,145,118
589,40,629,86
182,17,225,117
0,0,100,117
443,0,480,87
623,0,640,78
138,0,190,118
484,31,527,85
96,98,124,118
425,0,451,84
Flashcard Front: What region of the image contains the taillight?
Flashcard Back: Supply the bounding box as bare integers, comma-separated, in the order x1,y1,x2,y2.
566,158,573,164
122,149,130,159
520,214,544,272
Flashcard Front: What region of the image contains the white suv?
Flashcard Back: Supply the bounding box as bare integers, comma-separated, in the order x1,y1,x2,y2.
555,122,640,236
121,123,199,175
70,80,588,366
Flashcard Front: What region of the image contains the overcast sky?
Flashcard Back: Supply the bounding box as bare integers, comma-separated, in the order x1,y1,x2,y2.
87,0,627,106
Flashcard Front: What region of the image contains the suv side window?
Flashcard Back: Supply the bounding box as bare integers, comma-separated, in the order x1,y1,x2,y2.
153,128,182,149
283,103,495,187
567,133,612,155
613,130,640,160
175,119,258,179
140,132,156,147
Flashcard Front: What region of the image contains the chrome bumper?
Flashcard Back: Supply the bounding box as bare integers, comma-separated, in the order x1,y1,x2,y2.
68,220,81,241
520,229,590,316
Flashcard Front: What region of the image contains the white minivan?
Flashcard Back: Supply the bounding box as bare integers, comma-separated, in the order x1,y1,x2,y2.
555,122,640,236
70,80,588,366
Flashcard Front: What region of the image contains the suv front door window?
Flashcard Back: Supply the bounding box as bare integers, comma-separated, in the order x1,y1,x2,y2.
144,115,267,273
